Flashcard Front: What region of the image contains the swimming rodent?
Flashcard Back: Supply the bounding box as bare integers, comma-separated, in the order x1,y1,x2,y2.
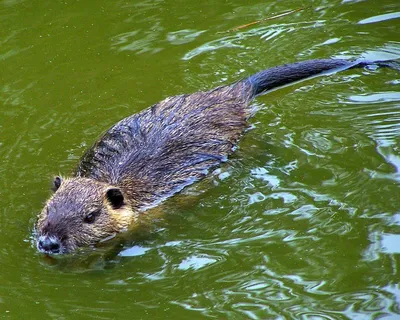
35,58,399,255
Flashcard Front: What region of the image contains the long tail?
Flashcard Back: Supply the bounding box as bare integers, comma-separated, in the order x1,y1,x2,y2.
246,58,400,97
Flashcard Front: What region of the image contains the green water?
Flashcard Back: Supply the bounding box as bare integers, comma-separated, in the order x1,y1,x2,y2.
1,0,400,319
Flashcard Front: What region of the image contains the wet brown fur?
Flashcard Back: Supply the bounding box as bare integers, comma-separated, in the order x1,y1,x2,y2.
35,58,399,254
77,82,254,207
36,81,255,253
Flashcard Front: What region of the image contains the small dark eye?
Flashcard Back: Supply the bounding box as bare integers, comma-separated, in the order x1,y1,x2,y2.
83,212,97,224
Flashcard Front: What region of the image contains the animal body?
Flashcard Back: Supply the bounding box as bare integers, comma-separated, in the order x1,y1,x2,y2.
35,58,399,255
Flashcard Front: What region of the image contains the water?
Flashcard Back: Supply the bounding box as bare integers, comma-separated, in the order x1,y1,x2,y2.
1,0,400,319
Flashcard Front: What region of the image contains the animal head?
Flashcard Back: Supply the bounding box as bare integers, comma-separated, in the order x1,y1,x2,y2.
35,177,134,254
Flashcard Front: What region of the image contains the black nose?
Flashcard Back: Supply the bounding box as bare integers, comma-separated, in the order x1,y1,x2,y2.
37,235,61,254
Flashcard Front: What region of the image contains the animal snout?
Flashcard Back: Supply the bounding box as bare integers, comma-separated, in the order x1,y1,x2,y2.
37,235,61,254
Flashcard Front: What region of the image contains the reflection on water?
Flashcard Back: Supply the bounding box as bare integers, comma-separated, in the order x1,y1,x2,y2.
358,12,400,25
381,234,400,254
167,29,207,45
182,20,325,60
111,27,164,54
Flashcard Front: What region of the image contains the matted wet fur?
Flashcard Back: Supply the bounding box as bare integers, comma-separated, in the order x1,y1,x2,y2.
35,58,400,255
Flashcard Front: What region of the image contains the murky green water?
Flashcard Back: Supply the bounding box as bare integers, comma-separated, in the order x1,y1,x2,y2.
1,0,400,319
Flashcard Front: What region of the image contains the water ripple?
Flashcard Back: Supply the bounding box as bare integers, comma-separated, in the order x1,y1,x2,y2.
358,12,400,25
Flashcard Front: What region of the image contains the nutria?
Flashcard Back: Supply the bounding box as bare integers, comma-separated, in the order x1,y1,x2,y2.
35,58,399,254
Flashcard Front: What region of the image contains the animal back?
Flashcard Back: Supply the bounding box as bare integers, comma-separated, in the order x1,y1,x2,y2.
76,81,254,209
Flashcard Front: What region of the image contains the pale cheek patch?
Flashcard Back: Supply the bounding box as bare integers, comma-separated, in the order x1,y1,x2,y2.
110,206,137,230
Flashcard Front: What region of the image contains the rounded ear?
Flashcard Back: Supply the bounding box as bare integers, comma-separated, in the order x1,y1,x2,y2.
106,188,124,209
51,176,62,192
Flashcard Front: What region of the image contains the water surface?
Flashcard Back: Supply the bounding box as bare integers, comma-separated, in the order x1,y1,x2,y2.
1,0,400,319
